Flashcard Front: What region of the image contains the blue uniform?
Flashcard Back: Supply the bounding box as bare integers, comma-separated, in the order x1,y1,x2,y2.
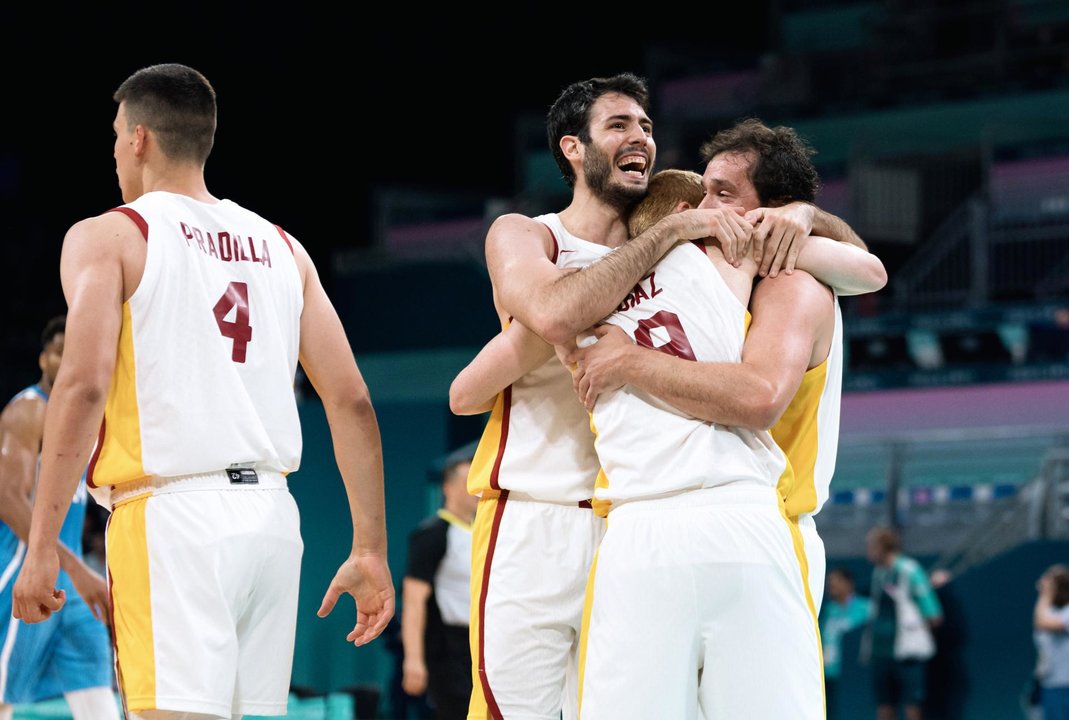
0,385,113,704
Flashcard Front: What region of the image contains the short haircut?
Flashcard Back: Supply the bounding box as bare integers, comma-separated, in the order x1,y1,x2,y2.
546,73,650,188
114,63,217,164
442,453,474,484
699,117,819,206
41,315,65,350
868,526,901,554
627,169,703,238
828,566,855,585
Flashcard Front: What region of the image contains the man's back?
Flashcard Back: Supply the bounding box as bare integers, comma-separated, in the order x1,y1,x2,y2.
89,191,304,497
590,240,784,514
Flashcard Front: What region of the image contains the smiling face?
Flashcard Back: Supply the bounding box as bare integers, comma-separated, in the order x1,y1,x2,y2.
577,92,654,210
697,150,761,215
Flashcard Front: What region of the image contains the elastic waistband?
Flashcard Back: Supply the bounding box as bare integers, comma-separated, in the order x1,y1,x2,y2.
608,483,779,518
111,469,288,507
490,489,593,509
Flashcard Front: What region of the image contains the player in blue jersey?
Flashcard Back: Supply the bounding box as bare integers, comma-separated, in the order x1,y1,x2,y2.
0,316,118,720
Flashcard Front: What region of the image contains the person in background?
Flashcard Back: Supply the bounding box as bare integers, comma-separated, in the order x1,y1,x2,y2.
1034,563,1069,720
0,315,117,720
821,566,871,720
863,526,943,720
402,450,478,720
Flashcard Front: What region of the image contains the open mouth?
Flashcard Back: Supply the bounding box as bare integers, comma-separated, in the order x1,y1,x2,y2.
616,154,648,177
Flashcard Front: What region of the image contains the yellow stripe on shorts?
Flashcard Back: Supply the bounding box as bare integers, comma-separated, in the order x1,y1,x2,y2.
107,495,156,712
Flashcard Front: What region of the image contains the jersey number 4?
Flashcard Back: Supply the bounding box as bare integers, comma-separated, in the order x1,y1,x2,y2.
213,281,253,363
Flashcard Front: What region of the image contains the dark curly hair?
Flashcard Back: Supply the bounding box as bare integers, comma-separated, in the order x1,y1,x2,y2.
699,117,820,206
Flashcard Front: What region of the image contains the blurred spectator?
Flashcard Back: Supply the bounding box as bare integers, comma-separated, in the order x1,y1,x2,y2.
1027,307,1069,364
1033,563,1069,720
821,567,872,720
925,569,969,720
861,526,944,720
401,450,477,720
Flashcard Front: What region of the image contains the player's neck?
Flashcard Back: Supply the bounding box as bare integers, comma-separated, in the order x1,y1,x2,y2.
37,375,52,395
558,194,630,249
142,165,218,204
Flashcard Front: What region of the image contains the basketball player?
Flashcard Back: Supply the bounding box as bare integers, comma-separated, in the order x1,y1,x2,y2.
570,121,884,614
456,157,883,719
455,73,807,720
0,316,119,720
12,63,393,720
455,88,882,720
572,125,883,719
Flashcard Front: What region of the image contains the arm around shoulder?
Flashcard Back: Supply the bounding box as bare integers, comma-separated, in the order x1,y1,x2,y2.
793,236,887,296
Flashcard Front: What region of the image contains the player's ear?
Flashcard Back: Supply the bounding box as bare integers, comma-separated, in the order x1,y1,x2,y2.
674,201,692,213
560,135,582,161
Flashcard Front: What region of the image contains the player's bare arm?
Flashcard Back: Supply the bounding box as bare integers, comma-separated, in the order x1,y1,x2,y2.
0,389,110,626
0,393,46,543
293,238,395,647
791,235,887,296
400,576,433,696
13,213,129,625
449,321,554,416
746,203,870,277
570,271,831,428
485,209,751,346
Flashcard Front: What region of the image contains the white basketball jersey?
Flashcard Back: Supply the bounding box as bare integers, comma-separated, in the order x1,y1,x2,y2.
590,242,787,515
772,295,843,519
87,191,303,499
467,213,609,503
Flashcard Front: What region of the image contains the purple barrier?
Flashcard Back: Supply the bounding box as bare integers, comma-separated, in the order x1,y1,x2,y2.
841,379,1069,435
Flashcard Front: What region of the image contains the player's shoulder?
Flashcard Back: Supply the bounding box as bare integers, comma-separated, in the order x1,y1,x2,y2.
413,513,447,534
485,213,556,261
408,515,448,553
754,266,830,301
487,212,554,239
0,387,45,432
64,207,148,253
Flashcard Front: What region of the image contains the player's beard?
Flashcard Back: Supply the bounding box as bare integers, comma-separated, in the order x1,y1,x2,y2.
584,143,647,212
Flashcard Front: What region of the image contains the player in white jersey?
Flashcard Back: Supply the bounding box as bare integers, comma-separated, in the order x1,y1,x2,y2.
571,121,886,617
13,63,393,720
450,73,780,720
452,74,882,718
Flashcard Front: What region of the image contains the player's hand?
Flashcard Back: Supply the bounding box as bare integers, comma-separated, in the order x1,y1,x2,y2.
745,202,814,277
317,552,395,647
670,209,753,266
12,546,65,624
67,559,110,625
402,657,429,696
567,325,635,411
